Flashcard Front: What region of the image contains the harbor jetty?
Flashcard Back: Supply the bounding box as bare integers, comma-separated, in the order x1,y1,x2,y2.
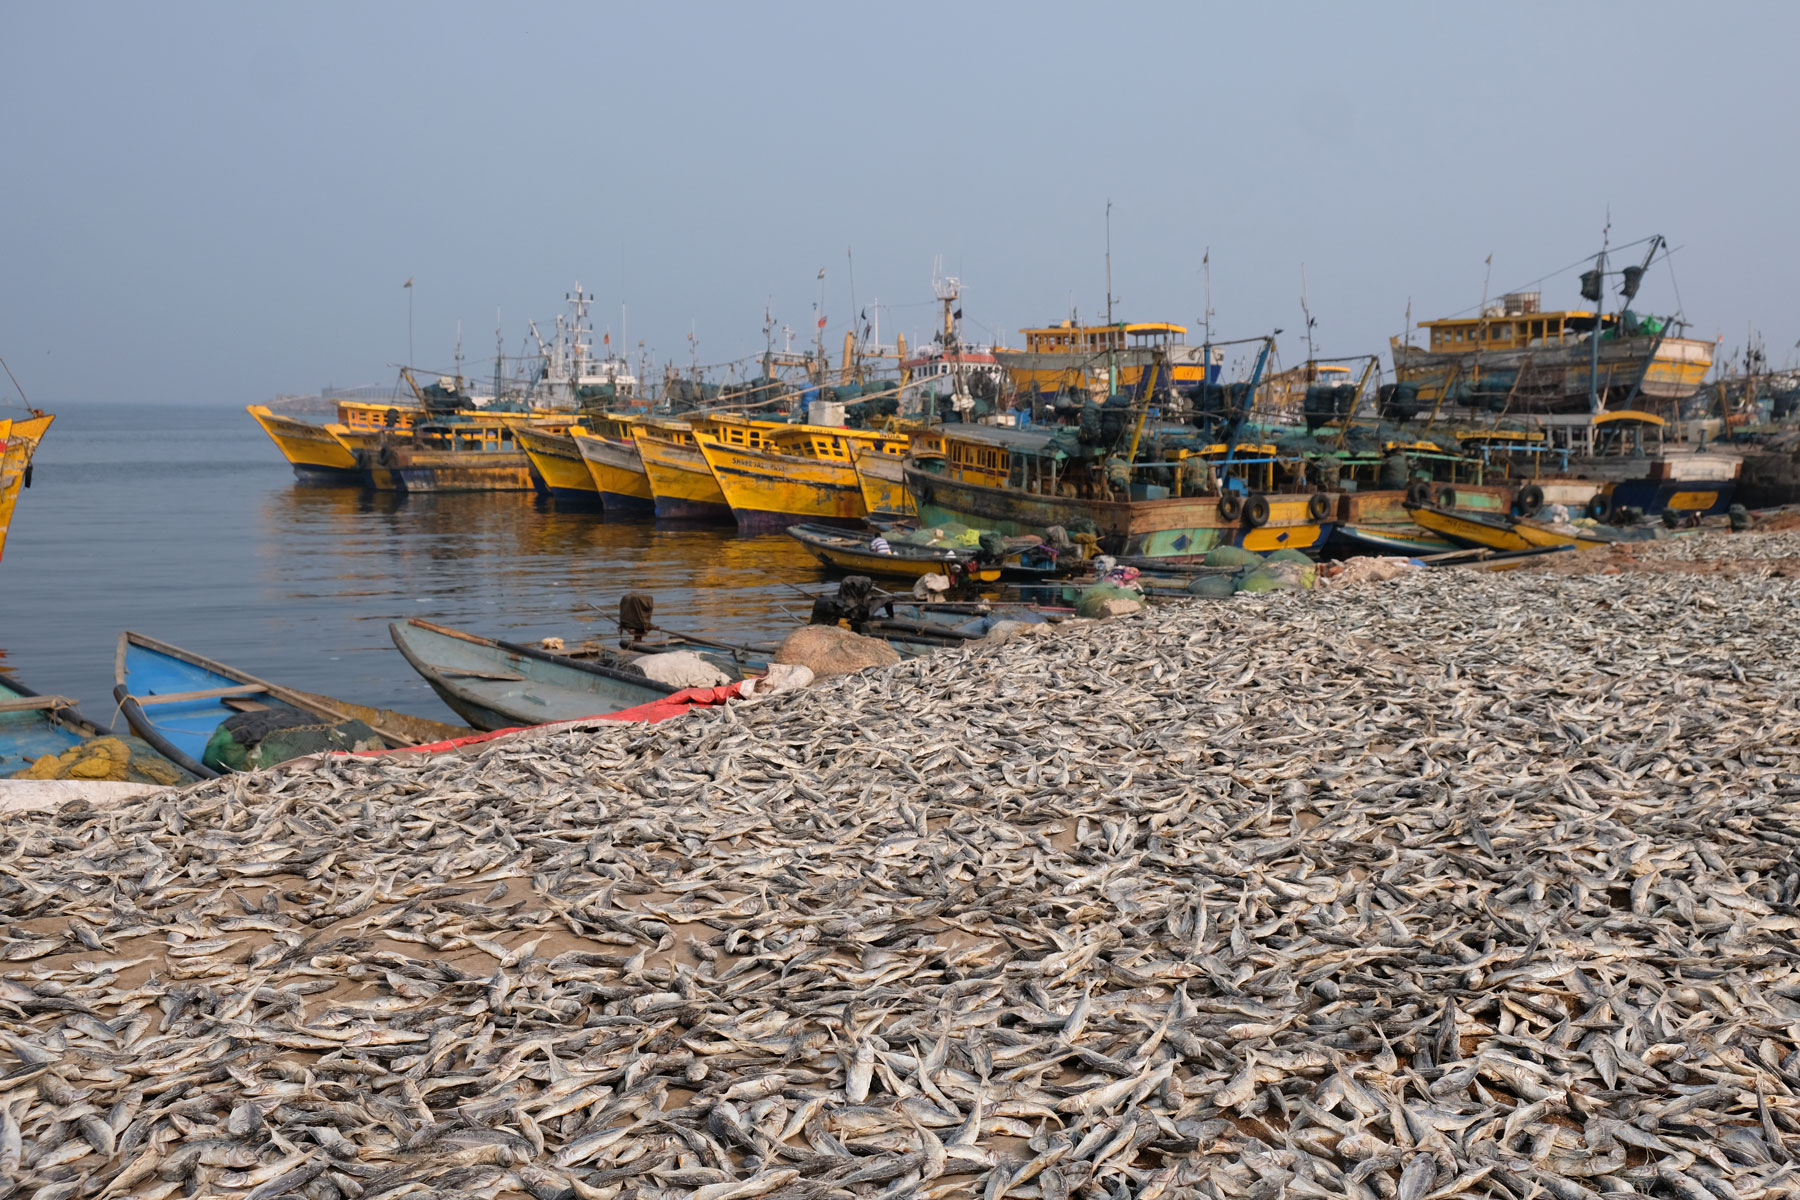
2,533,1798,1198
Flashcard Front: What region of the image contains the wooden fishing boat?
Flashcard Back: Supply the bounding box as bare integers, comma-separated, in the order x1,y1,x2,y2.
515,425,603,505
571,415,655,513
787,523,999,582
1404,502,1658,553
851,440,916,519
1330,524,1459,556
354,415,573,492
390,619,683,732
633,416,784,520
246,405,364,483
697,425,908,531
114,632,469,779
1323,442,1510,557
0,672,191,784
905,426,1335,560
0,412,54,566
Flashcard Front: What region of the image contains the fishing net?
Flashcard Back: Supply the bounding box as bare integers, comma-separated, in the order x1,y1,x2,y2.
202,709,383,774
1203,545,1260,567
10,736,188,786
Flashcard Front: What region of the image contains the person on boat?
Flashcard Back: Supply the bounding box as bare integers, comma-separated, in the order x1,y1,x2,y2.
869,534,893,555
1379,449,1411,490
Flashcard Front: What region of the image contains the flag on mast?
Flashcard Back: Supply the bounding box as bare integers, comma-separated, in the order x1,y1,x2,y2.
404,277,413,288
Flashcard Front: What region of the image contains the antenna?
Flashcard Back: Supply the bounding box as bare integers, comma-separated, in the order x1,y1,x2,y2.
1299,264,1316,365
1201,247,1213,344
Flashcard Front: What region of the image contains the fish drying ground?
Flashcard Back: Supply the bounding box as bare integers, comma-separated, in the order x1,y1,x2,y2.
6,535,1800,1200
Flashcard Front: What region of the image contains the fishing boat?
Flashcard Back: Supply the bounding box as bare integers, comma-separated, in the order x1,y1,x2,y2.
516,425,603,505
572,421,655,513
905,425,1335,560
1325,441,1513,557
696,424,909,531
0,672,190,784
390,619,683,732
995,321,1222,402
246,405,365,483
851,439,917,519
633,415,784,520
786,523,998,582
0,412,54,566
114,632,469,779
1404,502,1658,553
1390,237,1712,417
353,413,574,492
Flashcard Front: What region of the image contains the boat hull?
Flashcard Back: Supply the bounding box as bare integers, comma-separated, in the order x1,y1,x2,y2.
1392,335,1714,413
390,619,677,732
696,436,868,532
361,450,540,492
247,405,361,481
786,524,985,581
1330,524,1459,556
516,428,604,505
906,463,1331,558
1406,503,1618,552
0,414,54,566
851,444,915,518
572,432,655,513
636,432,731,520
995,344,1217,400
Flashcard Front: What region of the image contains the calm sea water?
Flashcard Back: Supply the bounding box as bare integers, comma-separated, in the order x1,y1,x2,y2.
0,403,823,726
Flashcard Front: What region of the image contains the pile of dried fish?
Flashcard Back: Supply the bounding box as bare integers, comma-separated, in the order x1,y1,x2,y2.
4,531,1800,1199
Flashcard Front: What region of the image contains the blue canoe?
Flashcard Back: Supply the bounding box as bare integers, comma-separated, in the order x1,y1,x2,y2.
115,632,470,779
390,618,686,732
0,671,192,783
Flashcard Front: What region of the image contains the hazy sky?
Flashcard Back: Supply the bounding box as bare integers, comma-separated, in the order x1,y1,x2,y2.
6,2,1797,407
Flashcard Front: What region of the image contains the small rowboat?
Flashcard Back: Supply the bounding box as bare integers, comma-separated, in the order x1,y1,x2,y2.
390,619,685,732
114,632,470,779
0,671,192,784
1404,503,1662,553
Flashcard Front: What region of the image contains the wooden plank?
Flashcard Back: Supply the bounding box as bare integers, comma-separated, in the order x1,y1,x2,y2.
136,684,269,707
0,695,76,714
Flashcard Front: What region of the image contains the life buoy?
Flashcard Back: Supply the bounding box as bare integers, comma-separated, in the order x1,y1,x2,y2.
1518,484,1544,515
1217,493,1243,522
1437,486,1458,510
1244,494,1270,528
1586,495,1610,520
1306,492,1331,521
1405,480,1431,506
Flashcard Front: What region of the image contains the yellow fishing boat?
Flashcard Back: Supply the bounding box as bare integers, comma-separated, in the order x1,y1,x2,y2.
246,405,364,482
851,438,916,519
515,425,602,504
572,418,654,514
0,412,54,565
786,523,1000,582
994,321,1222,401
632,416,784,520
1405,502,1631,552
355,414,575,492
696,424,909,531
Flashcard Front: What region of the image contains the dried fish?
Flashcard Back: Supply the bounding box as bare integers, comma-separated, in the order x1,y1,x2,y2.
1,530,1799,1197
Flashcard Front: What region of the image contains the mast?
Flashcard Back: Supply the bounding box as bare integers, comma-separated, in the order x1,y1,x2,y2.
1584,222,1609,413
1104,200,1116,396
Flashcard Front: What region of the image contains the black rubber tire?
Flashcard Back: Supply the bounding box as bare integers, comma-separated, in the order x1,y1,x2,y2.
1406,480,1431,506
1437,487,1458,510
1244,494,1271,528
1217,494,1243,522
1586,495,1610,520
1307,492,1332,521
1518,484,1544,515
386,407,401,427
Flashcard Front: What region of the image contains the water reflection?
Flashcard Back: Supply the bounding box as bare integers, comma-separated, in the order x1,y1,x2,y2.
1,404,829,725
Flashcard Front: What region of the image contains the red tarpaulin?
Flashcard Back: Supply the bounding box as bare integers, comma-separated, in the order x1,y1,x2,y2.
345,683,744,759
